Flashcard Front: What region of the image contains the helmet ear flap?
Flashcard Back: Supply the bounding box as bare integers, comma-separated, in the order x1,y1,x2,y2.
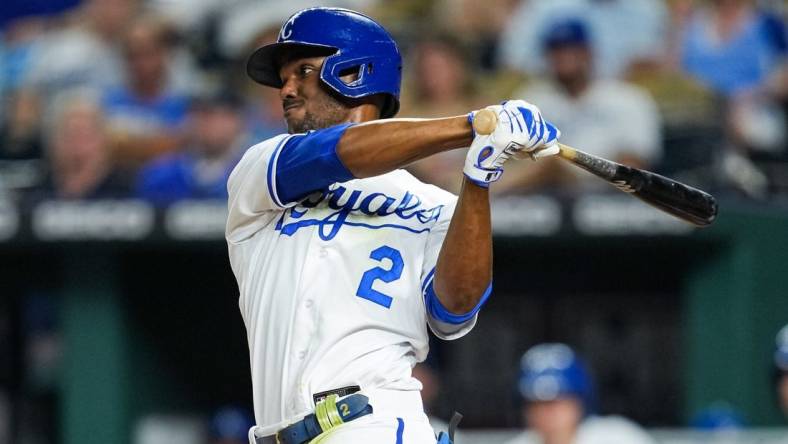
380,95,399,119
320,54,401,118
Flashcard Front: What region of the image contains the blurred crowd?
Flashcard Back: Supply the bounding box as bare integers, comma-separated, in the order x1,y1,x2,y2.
0,0,786,204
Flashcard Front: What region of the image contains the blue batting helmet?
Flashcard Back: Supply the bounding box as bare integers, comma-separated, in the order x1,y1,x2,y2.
246,7,402,118
691,403,746,430
518,343,595,412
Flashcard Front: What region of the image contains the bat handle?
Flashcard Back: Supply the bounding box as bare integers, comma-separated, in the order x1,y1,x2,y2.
471,108,498,135
557,143,577,161
473,108,578,160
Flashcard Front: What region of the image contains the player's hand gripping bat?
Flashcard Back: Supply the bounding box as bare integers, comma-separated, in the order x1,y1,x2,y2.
472,108,718,227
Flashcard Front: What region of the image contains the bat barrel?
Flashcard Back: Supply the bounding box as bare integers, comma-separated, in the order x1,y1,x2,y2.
622,166,718,226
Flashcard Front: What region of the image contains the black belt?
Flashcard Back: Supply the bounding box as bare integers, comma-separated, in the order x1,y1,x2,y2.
256,391,372,444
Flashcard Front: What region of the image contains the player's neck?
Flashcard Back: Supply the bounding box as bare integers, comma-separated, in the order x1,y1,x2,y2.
344,103,382,124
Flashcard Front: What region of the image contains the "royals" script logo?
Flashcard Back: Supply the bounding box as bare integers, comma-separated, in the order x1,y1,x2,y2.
275,184,444,241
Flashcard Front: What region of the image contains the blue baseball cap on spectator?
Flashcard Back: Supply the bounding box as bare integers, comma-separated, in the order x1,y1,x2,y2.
542,18,590,50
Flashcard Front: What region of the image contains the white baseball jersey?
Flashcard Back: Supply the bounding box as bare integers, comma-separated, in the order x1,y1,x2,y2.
225,133,478,432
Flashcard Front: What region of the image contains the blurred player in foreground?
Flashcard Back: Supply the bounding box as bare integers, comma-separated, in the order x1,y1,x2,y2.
225,6,560,444
505,343,655,444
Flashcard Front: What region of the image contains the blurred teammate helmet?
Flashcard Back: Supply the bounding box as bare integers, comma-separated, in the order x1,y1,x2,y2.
691,403,746,430
247,7,402,118
518,343,595,412
210,406,254,441
775,324,788,373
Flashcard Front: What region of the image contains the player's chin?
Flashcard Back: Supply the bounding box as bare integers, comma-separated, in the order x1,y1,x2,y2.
285,111,306,133
285,117,304,134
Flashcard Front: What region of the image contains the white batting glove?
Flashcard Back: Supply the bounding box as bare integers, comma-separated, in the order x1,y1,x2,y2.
496,99,561,158
464,101,561,187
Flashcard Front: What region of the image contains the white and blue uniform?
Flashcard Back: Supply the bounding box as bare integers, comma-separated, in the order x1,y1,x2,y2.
226,125,490,443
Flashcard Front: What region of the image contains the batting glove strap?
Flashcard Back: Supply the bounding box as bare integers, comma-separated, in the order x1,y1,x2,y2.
463,168,501,188
467,111,476,137
464,133,511,187
463,142,506,187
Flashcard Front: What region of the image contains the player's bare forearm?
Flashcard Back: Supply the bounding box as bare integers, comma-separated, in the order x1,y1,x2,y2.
432,178,492,314
336,116,473,178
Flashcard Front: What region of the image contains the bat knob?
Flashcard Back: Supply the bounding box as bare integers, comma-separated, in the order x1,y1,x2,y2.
472,108,498,135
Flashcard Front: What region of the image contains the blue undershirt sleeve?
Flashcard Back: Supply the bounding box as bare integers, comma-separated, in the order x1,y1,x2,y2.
422,268,493,325
273,123,355,204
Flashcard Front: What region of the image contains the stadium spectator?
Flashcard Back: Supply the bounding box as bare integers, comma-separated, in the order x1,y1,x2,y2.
677,0,788,196
678,0,787,98
3,0,137,179
134,91,247,206
403,35,481,117
0,15,48,109
402,35,485,194
497,0,668,78
102,16,191,168
18,0,136,97
505,343,655,444
0,18,51,198
496,18,661,194
37,89,129,200
0,16,49,162
432,0,520,70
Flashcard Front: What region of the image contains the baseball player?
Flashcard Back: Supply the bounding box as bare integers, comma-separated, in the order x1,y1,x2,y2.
225,7,560,444
505,343,655,444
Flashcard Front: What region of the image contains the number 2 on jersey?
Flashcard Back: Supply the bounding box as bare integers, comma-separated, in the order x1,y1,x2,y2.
356,245,403,308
